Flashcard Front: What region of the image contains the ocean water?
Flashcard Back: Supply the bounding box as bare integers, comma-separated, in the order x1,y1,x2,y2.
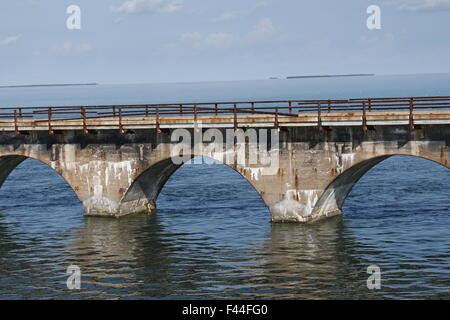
0,75,449,299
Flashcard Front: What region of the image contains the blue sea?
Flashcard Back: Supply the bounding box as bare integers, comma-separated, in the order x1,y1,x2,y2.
0,74,449,299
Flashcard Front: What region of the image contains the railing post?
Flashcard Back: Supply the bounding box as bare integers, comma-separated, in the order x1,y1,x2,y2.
18,108,23,118
275,108,279,130
156,104,161,134
362,102,368,132
288,101,292,114
14,110,19,135
145,105,149,118
317,102,322,129
215,103,218,116
194,104,198,123
251,102,255,113
368,98,372,112
113,106,117,117
233,104,238,131
118,107,124,134
409,98,415,131
180,104,183,116
81,107,88,134
48,107,54,135
328,100,331,113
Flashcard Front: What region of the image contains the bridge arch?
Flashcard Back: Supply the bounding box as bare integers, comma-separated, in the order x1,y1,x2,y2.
0,155,28,190
312,154,450,218
0,154,82,204
119,155,270,216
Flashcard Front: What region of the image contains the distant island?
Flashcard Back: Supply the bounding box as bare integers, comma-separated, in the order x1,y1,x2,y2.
286,74,374,79
0,83,98,89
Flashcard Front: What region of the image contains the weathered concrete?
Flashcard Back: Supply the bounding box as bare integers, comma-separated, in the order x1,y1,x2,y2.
0,122,449,223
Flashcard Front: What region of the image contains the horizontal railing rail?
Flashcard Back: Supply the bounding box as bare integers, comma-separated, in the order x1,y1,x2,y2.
1,95,450,134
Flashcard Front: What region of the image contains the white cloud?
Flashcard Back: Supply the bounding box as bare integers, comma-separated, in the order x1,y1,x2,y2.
177,18,277,49
213,10,245,22
213,1,269,22
205,32,235,48
112,0,183,14
180,32,202,41
55,41,93,54
0,34,22,47
396,0,450,11
249,17,276,38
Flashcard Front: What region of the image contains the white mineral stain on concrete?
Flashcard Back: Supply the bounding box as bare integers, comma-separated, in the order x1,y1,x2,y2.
300,189,320,211
78,160,136,187
248,168,262,180
271,189,322,222
59,144,78,170
270,199,312,222
83,196,120,214
335,153,356,174
68,160,139,214
341,153,355,165
402,141,421,155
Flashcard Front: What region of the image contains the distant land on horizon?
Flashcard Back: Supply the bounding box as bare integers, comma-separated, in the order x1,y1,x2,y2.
286,74,375,79
0,83,98,89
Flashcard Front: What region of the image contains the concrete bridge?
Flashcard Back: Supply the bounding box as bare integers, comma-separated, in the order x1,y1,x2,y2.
0,96,449,223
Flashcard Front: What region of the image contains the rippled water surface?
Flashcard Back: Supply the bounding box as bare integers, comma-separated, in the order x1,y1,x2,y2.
0,156,449,299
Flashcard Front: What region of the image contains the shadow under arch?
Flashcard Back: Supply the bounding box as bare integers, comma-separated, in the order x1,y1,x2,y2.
120,155,270,216
312,154,450,217
0,154,82,204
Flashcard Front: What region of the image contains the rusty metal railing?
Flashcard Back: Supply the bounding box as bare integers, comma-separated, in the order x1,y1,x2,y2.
1,95,450,134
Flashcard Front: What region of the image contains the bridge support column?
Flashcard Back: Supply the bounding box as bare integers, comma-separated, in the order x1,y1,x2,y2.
239,165,343,223
236,139,354,223
50,143,157,218
71,159,155,218
251,131,450,223
233,129,388,222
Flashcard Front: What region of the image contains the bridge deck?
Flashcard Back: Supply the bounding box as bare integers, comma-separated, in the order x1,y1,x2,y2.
0,110,450,132
1,95,450,133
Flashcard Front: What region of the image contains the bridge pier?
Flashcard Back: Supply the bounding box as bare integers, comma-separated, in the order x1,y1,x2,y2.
235,126,450,223
50,141,162,218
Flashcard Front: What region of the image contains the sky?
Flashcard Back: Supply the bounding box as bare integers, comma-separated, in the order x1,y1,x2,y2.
0,0,450,85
